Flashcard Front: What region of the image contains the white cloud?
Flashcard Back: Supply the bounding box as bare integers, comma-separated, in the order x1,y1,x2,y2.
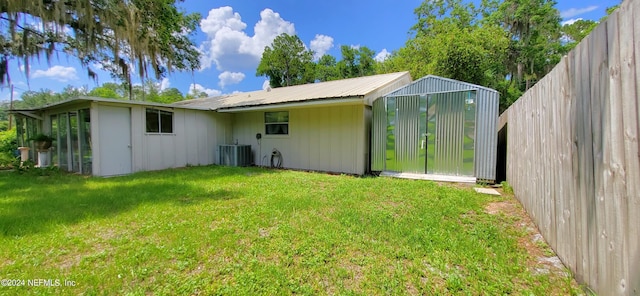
310,34,334,60
199,7,295,72
200,7,247,33
350,44,361,50
374,49,391,62
561,18,583,26
32,66,79,82
262,80,271,90
189,83,222,97
158,78,170,91
561,6,598,18
218,71,245,88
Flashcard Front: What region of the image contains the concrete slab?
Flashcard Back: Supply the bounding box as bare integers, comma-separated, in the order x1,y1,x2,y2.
474,188,501,196
380,171,476,183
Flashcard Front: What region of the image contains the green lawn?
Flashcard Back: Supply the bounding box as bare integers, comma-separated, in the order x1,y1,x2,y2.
0,166,579,295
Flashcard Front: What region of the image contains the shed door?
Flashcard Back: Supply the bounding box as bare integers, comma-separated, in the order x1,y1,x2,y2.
385,95,427,173
98,106,132,176
426,91,476,176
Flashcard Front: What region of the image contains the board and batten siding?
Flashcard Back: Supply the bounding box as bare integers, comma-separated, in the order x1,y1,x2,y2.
503,1,639,294
101,104,232,173
230,104,367,175
138,107,231,172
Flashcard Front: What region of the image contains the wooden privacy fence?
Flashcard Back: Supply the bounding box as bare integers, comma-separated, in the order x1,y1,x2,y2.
501,0,639,294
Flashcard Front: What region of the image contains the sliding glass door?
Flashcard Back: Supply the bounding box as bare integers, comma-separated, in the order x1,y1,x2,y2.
51,109,91,174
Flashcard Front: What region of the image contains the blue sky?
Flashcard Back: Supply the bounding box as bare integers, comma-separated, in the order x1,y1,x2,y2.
0,0,619,102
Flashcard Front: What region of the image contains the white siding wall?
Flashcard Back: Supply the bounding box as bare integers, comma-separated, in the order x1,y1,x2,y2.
123,105,231,172
230,104,367,175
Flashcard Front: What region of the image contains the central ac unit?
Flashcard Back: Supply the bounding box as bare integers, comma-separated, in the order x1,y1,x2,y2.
219,145,252,167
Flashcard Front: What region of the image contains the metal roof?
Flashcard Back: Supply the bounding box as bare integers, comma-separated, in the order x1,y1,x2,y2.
173,71,412,110
11,96,211,112
384,75,499,97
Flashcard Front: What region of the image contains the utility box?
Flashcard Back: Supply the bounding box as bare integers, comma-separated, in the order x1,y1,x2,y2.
219,145,252,167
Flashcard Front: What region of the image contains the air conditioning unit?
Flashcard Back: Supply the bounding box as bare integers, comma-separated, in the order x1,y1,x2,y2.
219,145,252,167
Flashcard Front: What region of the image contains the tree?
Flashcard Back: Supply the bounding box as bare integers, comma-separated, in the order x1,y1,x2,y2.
336,46,376,79
378,0,571,111
487,0,563,91
88,83,126,99
256,33,315,88
380,0,508,88
158,88,185,103
14,86,88,109
561,20,598,51
315,54,340,82
0,0,201,97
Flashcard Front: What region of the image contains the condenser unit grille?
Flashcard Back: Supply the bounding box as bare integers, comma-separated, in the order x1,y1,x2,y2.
219,145,252,167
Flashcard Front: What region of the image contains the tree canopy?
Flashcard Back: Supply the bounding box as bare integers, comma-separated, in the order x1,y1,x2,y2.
377,0,613,111
0,0,201,92
336,45,376,79
256,33,315,88
257,33,382,88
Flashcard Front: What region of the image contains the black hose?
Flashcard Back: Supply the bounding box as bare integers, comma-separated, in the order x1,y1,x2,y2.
270,149,283,168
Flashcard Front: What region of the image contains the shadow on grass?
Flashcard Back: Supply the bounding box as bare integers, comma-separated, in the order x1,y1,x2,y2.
0,165,275,237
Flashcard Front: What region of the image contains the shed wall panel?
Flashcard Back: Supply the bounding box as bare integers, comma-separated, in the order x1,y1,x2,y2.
371,98,386,171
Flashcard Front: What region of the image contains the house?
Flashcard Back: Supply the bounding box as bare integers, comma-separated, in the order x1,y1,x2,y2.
12,72,411,176
13,98,231,176
370,75,500,183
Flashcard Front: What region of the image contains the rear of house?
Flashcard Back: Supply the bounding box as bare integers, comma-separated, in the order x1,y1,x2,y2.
174,71,412,175
13,72,411,176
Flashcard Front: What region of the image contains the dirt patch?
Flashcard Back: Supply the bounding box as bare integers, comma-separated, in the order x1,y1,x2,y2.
484,201,518,216
438,182,475,190
485,197,574,281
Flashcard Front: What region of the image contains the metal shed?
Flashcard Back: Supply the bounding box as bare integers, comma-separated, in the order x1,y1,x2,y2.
371,75,499,182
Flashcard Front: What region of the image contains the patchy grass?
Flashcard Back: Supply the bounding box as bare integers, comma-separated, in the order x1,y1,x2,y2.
0,166,580,295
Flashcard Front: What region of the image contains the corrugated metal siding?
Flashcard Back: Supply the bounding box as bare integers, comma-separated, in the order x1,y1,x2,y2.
386,75,496,97
374,75,499,181
474,88,498,181
371,98,386,171
393,95,424,173
363,74,413,105
433,93,464,174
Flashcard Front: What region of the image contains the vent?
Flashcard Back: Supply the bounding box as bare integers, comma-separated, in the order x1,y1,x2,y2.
219,145,252,167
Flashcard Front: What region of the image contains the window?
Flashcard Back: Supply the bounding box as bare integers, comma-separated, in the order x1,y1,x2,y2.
146,108,173,133
265,111,289,135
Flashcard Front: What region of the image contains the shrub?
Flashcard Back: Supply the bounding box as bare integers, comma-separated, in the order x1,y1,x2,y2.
0,128,17,168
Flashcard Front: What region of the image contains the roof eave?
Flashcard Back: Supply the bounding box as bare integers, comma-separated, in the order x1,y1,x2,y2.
217,96,364,112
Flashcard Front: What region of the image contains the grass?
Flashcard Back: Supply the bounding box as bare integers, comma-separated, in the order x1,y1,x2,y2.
0,166,579,295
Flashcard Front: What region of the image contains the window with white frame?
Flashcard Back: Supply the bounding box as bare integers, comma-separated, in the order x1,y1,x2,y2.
146,108,173,133
265,111,289,135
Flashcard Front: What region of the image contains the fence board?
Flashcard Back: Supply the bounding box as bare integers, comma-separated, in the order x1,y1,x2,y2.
631,0,640,294
504,0,638,294
560,56,577,276
619,1,639,294
589,19,609,292
607,9,629,294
